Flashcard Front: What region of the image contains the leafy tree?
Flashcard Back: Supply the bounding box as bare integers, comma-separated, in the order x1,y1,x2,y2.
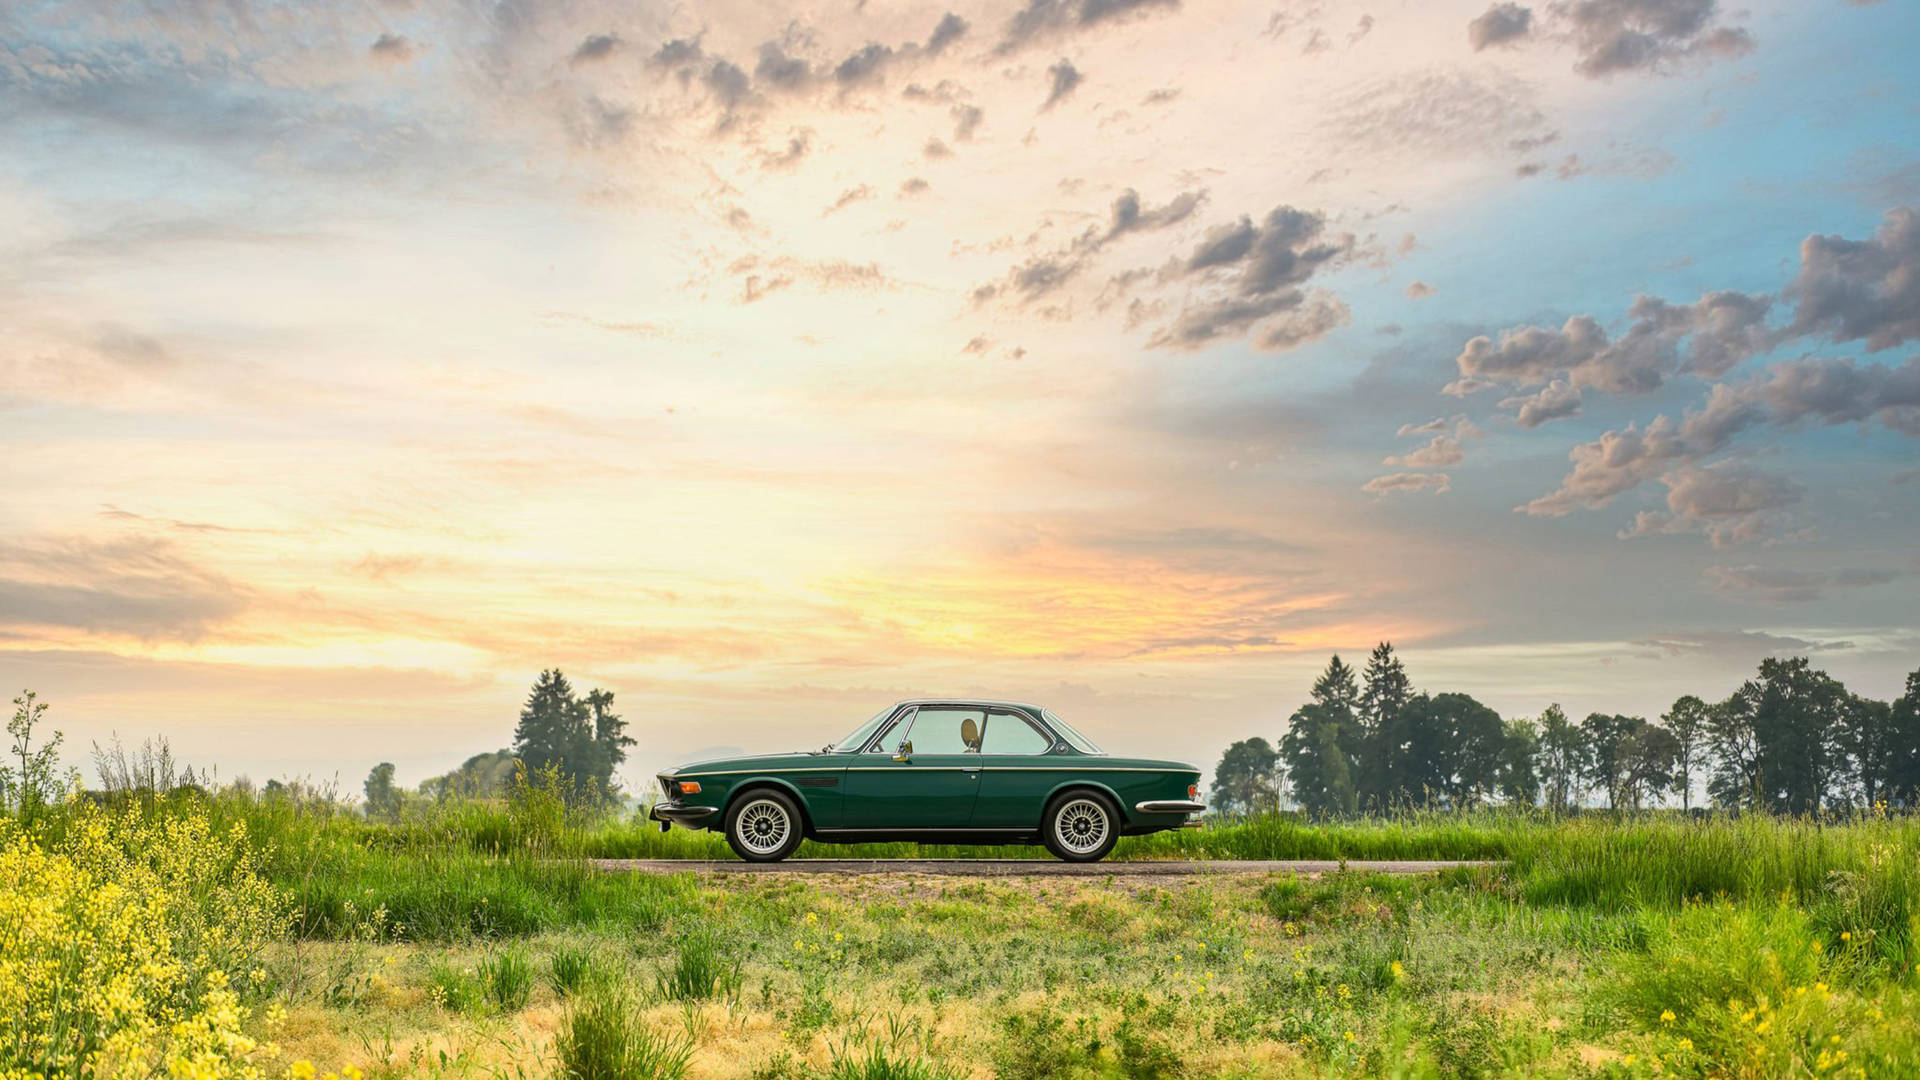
1209,737,1281,816
511,670,634,804
1581,714,1675,810
1835,694,1895,808
1396,692,1504,807
1498,715,1540,807
1358,643,1411,806
364,762,401,821
1662,695,1710,811
419,749,520,801
1278,703,1356,817
1536,705,1588,813
1888,669,1920,807
1707,683,1763,810
1749,657,1850,813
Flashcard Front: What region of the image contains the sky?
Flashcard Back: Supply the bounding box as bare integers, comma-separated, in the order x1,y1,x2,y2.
2,0,1917,794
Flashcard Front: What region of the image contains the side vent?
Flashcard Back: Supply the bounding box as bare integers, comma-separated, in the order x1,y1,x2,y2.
795,776,840,788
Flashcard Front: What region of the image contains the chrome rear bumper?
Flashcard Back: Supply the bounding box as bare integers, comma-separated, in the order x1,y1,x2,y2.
1134,799,1207,814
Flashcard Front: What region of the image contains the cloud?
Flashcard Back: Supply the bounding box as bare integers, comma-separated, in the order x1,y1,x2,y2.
1451,290,1773,396
899,176,931,196
1384,415,1481,468
823,185,874,216
1566,0,1755,79
758,130,811,170
951,104,985,141
1140,204,1356,352
1043,59,1084,110
1633,629,1857,656
1405,281,1435,298
1785,206,1920,351
1363,472,1452,495
1705,564,1901,603
570,33,621,66
992,187,1207,301
0,535,248,640
1468,3,1533,49
368,33,418,65
1620,462,1803,547
1523,353,1919,520
997,0,1181,54
924,137,953,159
1479,0,1754,78
1499,379,1582,427
926,13,971,54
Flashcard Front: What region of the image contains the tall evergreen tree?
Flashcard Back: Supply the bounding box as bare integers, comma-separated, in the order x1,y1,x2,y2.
1536,705,1588,813
1358,643,1412,807
1663,695,1709,811
511,670,633,803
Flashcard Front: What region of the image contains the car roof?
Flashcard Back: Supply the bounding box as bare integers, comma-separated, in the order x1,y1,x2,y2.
892,698,1046,713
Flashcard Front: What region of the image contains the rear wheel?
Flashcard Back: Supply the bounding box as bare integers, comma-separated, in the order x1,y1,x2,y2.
1042,790,1120,863
725,790,803,862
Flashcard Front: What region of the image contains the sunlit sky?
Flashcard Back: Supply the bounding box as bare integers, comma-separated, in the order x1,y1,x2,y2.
3,0,1917,792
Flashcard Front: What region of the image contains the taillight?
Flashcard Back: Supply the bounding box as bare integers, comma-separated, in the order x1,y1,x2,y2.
1188,784,1198,800
677,781,702,795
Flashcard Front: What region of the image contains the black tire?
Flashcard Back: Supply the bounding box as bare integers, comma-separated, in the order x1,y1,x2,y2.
1041,789,1120,863
724,788,804,862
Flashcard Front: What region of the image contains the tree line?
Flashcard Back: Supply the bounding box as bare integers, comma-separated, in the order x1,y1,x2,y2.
364,669,633,819
1209,645,1920,816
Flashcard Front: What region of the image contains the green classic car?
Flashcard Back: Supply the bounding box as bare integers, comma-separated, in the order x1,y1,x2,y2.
648,699,1205,862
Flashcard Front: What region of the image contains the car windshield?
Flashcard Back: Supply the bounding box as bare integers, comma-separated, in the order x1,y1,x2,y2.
1041,709,1105,754
826,706,898,753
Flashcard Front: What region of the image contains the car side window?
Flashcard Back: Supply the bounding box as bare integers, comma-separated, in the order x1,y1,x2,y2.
900,707,984,755
867,708,913,752
983,710,1053,755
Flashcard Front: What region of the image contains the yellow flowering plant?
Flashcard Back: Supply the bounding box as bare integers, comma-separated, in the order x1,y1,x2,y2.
0,795,293,1080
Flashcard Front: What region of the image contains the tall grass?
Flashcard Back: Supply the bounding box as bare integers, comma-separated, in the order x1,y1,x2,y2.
554,980,693,1080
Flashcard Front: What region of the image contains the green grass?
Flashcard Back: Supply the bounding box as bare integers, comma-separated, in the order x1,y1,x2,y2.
554,979,694,1080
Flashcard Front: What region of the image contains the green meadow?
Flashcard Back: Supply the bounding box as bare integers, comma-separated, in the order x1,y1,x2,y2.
9,786,1918,1080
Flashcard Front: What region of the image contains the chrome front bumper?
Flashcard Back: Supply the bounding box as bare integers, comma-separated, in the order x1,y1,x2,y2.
648,802,720,832
1135,799,1207,814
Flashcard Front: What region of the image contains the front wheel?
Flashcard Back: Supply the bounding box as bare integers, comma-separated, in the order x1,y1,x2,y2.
1041,791,1120,863
725,790,803,862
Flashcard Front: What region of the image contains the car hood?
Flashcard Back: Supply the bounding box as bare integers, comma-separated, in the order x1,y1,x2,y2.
662,751,836,776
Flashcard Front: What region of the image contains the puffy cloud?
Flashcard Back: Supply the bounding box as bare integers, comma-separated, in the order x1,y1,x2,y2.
1756,354,1920,435
1468,3,1533,49
997,0,1181,54
758,130,811,170
951,104,985,141
1479,0,1754,78
1043,59,1084,109
1405,281,1435,298
1499,379,1582,427
1138,204,1356,352
822,185,874,216
1705,564,1902,603
1451,290,1772,395
1363,472,1452,495
1524,353,1918,522
1785,206,1920,351
1620,463,1802,547
926,13,971,54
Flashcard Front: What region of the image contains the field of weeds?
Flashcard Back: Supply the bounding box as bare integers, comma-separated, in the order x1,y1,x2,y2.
6,789,1918,1079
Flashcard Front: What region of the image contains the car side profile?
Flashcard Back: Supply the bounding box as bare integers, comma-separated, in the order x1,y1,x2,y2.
648,700,1205,862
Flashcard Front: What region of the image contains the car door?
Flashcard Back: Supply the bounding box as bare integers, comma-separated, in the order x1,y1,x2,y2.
970,708,1064,827
839,705,985,829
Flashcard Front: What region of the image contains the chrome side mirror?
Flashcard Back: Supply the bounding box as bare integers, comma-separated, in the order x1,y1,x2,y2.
893,739,913,762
